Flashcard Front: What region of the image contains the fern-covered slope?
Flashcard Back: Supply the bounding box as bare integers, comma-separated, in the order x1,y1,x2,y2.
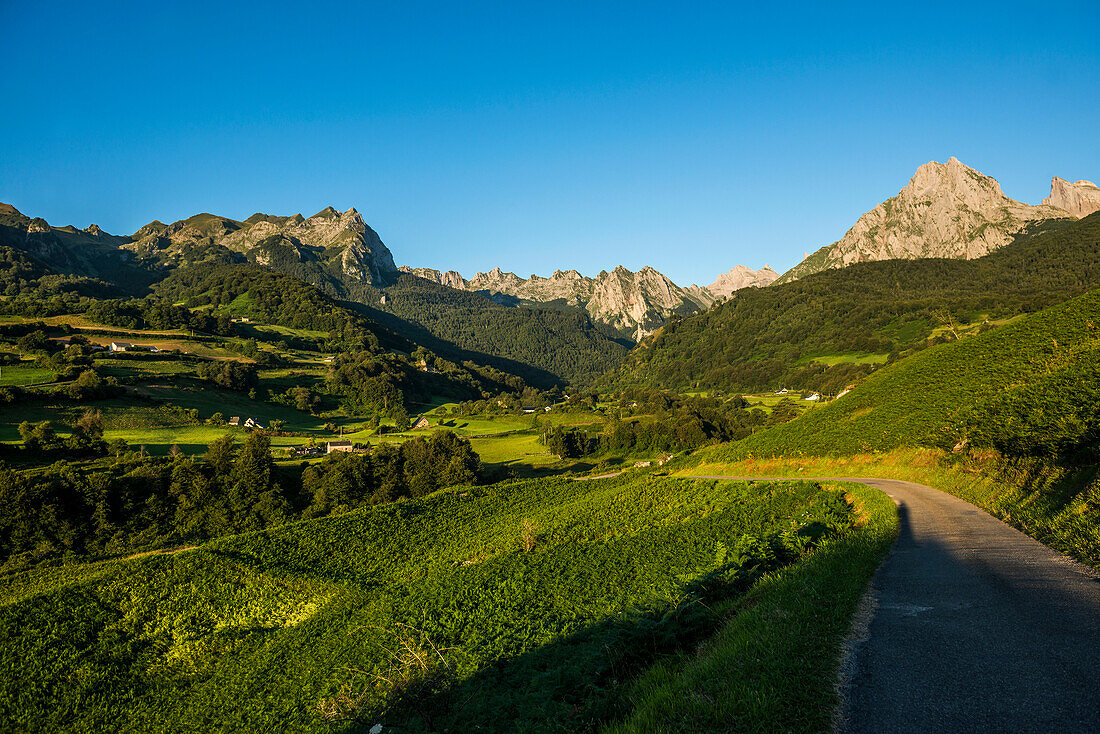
0,474,849,732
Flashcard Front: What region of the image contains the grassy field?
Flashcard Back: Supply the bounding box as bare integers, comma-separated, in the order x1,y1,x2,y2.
742,392,820,415
800,352,888,367
470,432,558,466
0,473,870,732
0,364,56,386
608,479,897,733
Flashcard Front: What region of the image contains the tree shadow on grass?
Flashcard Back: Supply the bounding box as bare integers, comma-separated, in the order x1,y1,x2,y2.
333,540,822,733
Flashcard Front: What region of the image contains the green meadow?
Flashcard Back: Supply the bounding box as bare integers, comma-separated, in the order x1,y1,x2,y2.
0,473,886,733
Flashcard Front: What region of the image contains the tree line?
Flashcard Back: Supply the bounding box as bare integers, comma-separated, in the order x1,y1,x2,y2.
0,429,481,570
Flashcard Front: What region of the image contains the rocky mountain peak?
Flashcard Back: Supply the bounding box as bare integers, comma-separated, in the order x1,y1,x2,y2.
909,157,1009,204
132,220,168,239
1043,177,1100,219
310,206,340,220
777,158,1076,283
706,264,779,298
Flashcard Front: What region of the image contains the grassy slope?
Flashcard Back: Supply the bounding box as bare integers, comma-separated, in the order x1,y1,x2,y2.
671,289,1100,569
606,480,896,733
715,287,1100,457
683,449,1100,569
0,474,857,733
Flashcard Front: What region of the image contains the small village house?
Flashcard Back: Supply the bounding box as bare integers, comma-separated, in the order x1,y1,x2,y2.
327,440,353,454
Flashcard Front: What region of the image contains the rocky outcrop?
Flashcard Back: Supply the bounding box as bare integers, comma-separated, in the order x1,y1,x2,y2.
401,262,722,339
779,158,1076,283
400,267,467,290
1043,177,1100,219
704,264,779,298
126,206,397,285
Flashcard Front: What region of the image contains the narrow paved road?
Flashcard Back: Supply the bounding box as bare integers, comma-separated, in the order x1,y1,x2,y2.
689,476,1100,733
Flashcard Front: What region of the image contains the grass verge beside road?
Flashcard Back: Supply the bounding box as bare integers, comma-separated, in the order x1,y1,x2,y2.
680,448,1100,569
606,480,897,733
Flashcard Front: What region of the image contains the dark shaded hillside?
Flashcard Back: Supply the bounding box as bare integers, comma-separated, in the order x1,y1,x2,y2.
152,263,525,399
0,203,160,292
606,213,1100,394
368,273,631,387
208,240,631,387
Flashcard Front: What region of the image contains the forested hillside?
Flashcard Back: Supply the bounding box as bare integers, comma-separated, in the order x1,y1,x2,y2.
606,213,1100,394
709,287,1100,460
367,273,631,387
152,263,526,398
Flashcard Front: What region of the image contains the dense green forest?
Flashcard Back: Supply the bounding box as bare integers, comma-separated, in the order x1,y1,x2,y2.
540,392,792,458
606,214,1100,394
0,429,481,570
367,273,631,387
0,244,124,316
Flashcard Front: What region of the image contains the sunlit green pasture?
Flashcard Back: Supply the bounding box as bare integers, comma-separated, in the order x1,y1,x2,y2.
0,364,56,386
0,474,857,732
801,351,888,366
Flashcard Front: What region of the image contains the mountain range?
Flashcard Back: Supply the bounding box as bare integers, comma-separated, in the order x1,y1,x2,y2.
1,156,1096,357
0,201,776,341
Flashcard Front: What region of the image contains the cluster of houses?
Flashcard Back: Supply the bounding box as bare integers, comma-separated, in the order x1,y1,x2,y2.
110,342,159,353
228,416,264,429
287,440,371,458
323,440,369,454
773,388,821,401
52,338,164,354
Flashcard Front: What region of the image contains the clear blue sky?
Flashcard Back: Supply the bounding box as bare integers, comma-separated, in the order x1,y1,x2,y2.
2,1,1098,285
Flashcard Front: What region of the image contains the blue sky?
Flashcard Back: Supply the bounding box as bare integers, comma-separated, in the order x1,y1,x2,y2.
2,1,1098,285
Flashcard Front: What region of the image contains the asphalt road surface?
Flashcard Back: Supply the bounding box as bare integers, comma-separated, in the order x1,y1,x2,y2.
688,476,1100,733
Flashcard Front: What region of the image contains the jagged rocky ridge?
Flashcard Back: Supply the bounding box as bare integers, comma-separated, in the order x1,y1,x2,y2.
401,263,778,340
3,199,779,343
126,206,398,285
779,158,1096,283
0,203,400,291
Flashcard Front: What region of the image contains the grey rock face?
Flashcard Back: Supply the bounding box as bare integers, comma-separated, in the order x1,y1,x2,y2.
1043,177,1100,219
779,158,1078,283
704,264,779,298
399,262,740,339
125,206,398,285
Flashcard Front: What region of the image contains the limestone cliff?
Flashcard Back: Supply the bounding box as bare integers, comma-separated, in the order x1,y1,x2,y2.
704,264,779,298
1043,177,1100,219
126,206,397,285
402,263,719,339
779,158,1075,283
